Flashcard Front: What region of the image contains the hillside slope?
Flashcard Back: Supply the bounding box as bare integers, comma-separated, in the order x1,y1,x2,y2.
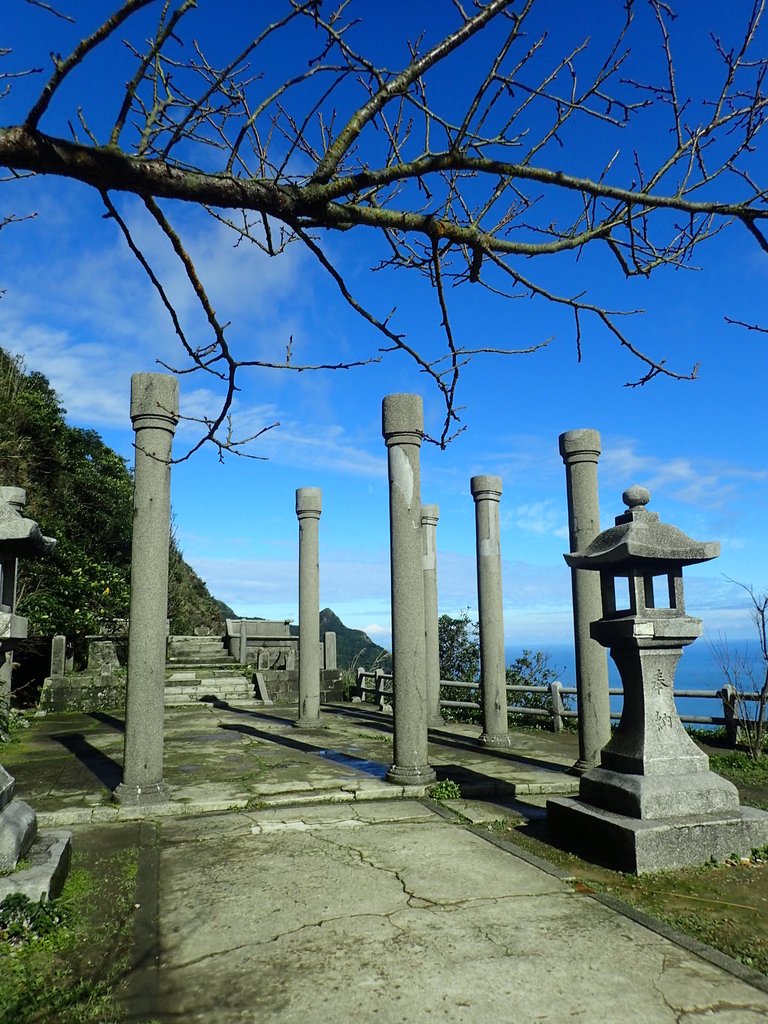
319,608,391,670
0,349,226,644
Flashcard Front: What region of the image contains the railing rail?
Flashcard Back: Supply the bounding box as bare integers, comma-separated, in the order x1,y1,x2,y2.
350,670,761,746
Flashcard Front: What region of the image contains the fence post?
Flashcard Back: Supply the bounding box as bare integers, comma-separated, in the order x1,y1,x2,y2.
352,667,365,703
720,684,738,748
550,680,564,733
374,668,387,712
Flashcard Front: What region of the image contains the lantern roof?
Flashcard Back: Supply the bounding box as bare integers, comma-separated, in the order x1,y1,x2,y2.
564,485,719,572
0,496,56,559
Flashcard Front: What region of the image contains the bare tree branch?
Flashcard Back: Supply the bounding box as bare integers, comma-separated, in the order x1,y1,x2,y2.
1,0,766,456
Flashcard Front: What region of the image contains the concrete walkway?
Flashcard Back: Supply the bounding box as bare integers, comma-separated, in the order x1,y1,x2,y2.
5,703,768,1022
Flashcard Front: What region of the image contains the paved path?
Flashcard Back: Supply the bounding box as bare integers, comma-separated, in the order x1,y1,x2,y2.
125,800,768,1024
5,704,768,1021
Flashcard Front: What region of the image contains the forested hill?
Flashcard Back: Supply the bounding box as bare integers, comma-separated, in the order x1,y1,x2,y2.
0,349,227,641
319,608,391,670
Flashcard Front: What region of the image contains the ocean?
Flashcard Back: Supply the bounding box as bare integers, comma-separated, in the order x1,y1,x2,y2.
505,639,765,728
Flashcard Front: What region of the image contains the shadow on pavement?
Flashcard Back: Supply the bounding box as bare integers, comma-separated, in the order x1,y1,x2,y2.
89,711,125,732
51,732,123,790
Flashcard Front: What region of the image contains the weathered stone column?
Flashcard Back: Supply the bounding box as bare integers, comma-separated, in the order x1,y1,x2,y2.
560,429,610,774
422,504,444,728
295,487,322,728
115,373,178,806
471,476,510,747
382,394,435,786
324,631,337,671
50,635,66,677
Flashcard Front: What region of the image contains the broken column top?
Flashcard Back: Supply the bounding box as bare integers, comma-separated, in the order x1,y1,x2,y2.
470,475,502,500
559,428,602,461
130,372,179,429
296,487,322,517
565,486,719,572
382,393,424,446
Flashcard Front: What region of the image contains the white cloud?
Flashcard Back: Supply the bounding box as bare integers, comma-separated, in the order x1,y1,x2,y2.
505,500,569,539
601,438,768,509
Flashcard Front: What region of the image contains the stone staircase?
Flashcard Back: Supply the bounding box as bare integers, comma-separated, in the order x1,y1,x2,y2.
164,635,260,706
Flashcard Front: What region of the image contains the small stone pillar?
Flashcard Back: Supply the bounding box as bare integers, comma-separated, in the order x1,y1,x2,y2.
324,631,337,671
471,476,510,748
382,394,435,786
50,635,66,677
239,619,248,665
115,373,178,806
560,429,610,774
422,504,444,727
295,487,322,728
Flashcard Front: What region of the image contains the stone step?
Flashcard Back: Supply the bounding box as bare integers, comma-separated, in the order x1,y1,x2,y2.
166,657,237,669
164,680,259,705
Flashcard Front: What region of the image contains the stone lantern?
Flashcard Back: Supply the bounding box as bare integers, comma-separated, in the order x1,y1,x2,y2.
0,487,56,700
547,485,768,873
0,488,71,900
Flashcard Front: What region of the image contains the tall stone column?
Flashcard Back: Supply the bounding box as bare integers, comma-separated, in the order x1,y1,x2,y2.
471,476,510,748
115,373,178,806
382,394,435,786
295,487,322,728
560,429,610,774
422,504,444,728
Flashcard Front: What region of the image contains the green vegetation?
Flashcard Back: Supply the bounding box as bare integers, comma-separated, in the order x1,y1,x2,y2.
0,841,139,1024
710,751,768,788
437,612,568,728
428,779,462,801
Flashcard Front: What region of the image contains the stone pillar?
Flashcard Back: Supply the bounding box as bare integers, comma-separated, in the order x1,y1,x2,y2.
115,373,178,806
560,429,610,774
382,394,435,786
422,504,444,727
50,635,66,677
295,488,322,728
239,619,248,665
471,476,510,748
324,631,337,671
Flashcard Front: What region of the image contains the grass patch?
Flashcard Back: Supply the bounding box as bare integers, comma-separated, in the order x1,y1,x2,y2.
710,751,768,787
485,817,768,976
0,837,139,1024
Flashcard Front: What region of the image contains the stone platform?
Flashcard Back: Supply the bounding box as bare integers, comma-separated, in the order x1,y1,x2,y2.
547,795,768,874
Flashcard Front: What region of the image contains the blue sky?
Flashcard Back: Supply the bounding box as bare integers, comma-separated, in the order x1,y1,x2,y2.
2,1,767,651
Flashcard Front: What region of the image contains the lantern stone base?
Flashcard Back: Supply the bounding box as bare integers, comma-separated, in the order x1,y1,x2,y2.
578,765,740,819
547,795,768,874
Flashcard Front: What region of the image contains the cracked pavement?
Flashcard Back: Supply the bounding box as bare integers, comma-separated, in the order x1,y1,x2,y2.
138,800,768,1024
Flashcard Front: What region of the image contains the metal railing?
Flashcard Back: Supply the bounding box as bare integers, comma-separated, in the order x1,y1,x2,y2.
351,669,761,745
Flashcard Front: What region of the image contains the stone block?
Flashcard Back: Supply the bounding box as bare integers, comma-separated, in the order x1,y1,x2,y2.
547,795,768,874
0,765,14,813
578,765,740,819
0,797,37,871
0,831,72,902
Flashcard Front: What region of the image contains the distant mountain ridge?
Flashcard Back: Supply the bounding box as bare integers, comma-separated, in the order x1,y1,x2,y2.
319,608,391,670
282,609,390,670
